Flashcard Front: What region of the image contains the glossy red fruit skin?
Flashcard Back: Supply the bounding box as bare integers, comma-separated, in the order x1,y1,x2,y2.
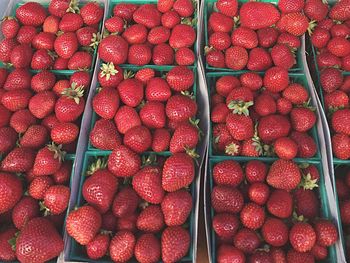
113,3,138,21
28,176,54,200
248,182,270,205
211,185,243,213
0,172,23,214
43,185,70,215
217,245,246,263
135,233,161,263
289,222,316,252
0,227,17,261
108,145,141,177
137,205,165,233
161,226,190,263
233,228,260,254
123,125,152,153
98,35,129,65
16,2,47,27
294,188,320,219
213,160,243,187
112,187,139,218
109,231,136,263
314,219,338,247
12,196,40,230
240,2,280,30
86,234,110,260
267,189,293,219
212,213,240,238
262,217,289,247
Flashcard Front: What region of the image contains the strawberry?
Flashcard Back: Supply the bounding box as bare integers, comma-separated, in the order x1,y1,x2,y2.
54,32,78,59
117,212,138,232
133,4,161,28
70,71,91,90
105,16,125,34
245,160,267,183
332,109,350,135
68,51,92,70
55,86,85,122
90,119,121,150
153,43,175,65
137,205,165,232
101,211,117,232
274,137,298,160
10,109,36,134
152,128,171,152
213,160,243,187
226,113,254,141
1,16,19,39
278,0,304,13
217,245,246,262
331,24,350,38
267,159,301,191
170,122,199,153
33,143,65,176
110,231,136,262
240,2,280,30
206,49,225,68
32,32,56,50
211,185,243,213
108,145,141,177
16,2,47,26
340,200,350,225
320,68,343,93
257,27,279,48
52,161,71,184
248,182,270,205
28,91,56,120
52,79,70,96
139,102,166,129
1,147,35,173
304,0,328,21
342,55,350,71
124,125,152,153
231,27,258,49
157,0,174,13
31,49,56,70
17,26,37,44
290,131,317,158
332,133,350,159
294,188,319,218
66,205,102,245
161,190,192,226
327,37,350,57
161,226,190,263
329,0,350,21
0,38,18,63
1,89,32,112
277,32,301,49
118,78,144,107
80,2,104,26
148,26,170,44
290,222,316,252
0,227,16,261
280,12,313,36
263,66,289,93
239,72,262,91
209,32,231,50
169,24,196,49
166,94,197,122
216,76,240,97
28,176,53,200
216,0,238,17
59,13,83,32
43,15,60,33
282,83,308,105
166,66,194,91
267,189,293,219
123,24,148,44
10,44,33,69
43,185,70,215
114,106,142,134
258,114,291,143
271,43,296,69
41,114,60,131
209,12,234,33
162,153,194,192
311,244,328,260
135,233,161,263
233,228,260,254
317,51,342,69
287,250,315,263
291,107,316,132
31,70,56,92
175,47,195,66
173,0,194,17
48,0,73,18
211,93,225,106
113,3,138,21
0,127,17,154
53,57,69,69
135,68,155,83
128,44,152,65
313,219,338,247
211,103,229,123
247,47,273,71
0,105,11,128
86,234,109,260
145,77,171,102
93,88,120,119
11,196,39,229
16,218,64,263
254,93,277,117
161,10,181,29
213,213,239,239
240,202,265,230
225,46,248,70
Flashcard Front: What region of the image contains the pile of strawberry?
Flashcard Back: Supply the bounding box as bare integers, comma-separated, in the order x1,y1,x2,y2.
65,153,194,262
205,0,323,70
98,0,196,66
0,0,104,70
91,65,200,155
211,159,339,262
211,70,317,158
335,167,350,259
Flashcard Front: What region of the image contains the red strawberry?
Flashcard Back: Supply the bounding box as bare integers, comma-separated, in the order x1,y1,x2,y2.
267,159,301,191
290,222,316,252
118,78,144,107
1,89,32,112
161,10,181,28
166,66,194,91
31,70,56,92
213,213,239,239
161,226,190,263
116,213,137,232
287,250,315,263
28,91,56,119
59,13,83,32
0,127,17,154
254,93,277,117
66,205,102,245
211,103,229,123
12,196,39,229
213,160,243,187
274,137,298,160
247,47,273,71
311,244,328,260
240,202,265,230
123,24,148,44
170,122,199,153
240,2,280,30
97,64,123,90
211,185,243,213
55,86,85,122
113,3,138,21
80,2,104,26
0,105,11,128
86,234,109,260
10,44,33,68
258,114,291,143
216,0,238,17
166,94,197,122
32,32,56,50
332,133,350,160
290,107,316,132
137,205,165,232
290,131,317,158
248,182,270,205
43,185,70,215
245,160,267,183
169,24,196,49
148,26,170,44
104,16,124,34
271,43,296,69
153,43,175,65
110,231,136,262
262,217,288,247
233,228,260,254
320,68,344,93
51,122,79,145
217,245,246,262
139,102,166,129
317,51,342,69
327,37,350,57
175,47,195,66
263,66,289,93
10,109,36,134
33,143,65,176
1,16,19,39
206,49,225,68
90,119,121,150
329,0,350,21
331,24,350,38
114,106,142,134
16,218,64,263
225,46,248,70
41,114,60,131
161,190,192,226
278,0,304,13
52,79,69,96
43,15,60,33
0,227,16,261
0,38,18,63
68,51,92,70
267,189,293,219
152,128,171,152
162,153,195,192
231,27,258,49
226,113,254,141
52,161,71,184
209,32,231,51
93,88,120,119
332,109,350,135
1,147,35,173
173,0,194,17
257,27,279,48
157,0,174,13
135,233,161,263
16,2,47,27
145,77,171,102
108,145,141,177
209,12,234,33
127,44,152,66
282,83,308,105
53,57,69,69
28,176,53,200
314,219,338,247
277,32,301,48
294,188,319,218
304,0,328,21
340,200,350,225
239,72,262,91
133,4,161,28
135,68,155,83
54,32,78,59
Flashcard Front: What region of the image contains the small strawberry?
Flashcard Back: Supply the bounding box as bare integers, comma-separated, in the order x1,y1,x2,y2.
152,128,171,152
209,32,231,51
135,233,161,263
1,16,19,39
290,222,316,252
51,122,79,145
145,77,171,102
114,106,142,134
166,66,194,92
148,26,170,44
311,244,328,260
43,15,60,33
331,109,350,135
317,51,342,69
257,27,279,48
329,0,350,21
290,107,316,132
211,185,243,213
52,161,71,184
217,245,246,262
233,228,260,254
327,37,350,58
274,137,298,160
10,109,36,134
54,32,78,59
108,145,141,177
10,43,33,69
161,10,181,28
161,190,192,226
247,47,273,71
28,91,56,119
123,125,152,153
282,83,309,105
287,250,314,263
226,113,254,141
267,189,293,219
169,24,196,49
41,114,60,131
105,16,125,34
135,68,155,83
291,131,317,158
109,231,136,262
137,205,165,232
231,27,258,49
90,119,121,150
93,88,120,119
294,188,319,219
86,234,110,260
1,147,35,173
98,63,124,88
123,24,148,44
175,47,195,66
327,89,350,110
32,143,65,176
59,13,83,32
313,220,338,247
0,38,18,63
32,32,56,50
254,93,277,117
248,182,270,205
166,94,197,122
245,160,267,183
278,0,304,13
170,121,199,153
43,185,70,215
80,2,104,26
213,213,239,239
213,160,243,187
161,226,190,263
28,176,53,200
0,227,16,261
271,43,296,69
53,57,69,69
12,196,39,230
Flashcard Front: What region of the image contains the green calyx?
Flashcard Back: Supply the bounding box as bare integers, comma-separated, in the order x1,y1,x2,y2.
1,16,17,22
87,158,108,175
90,32,101,50
228,100,254,116
299,173,319,190
142,154,158,167
39,201,51,216
123,70,135,80
47,142,66,163
8,232,20,251
225,142,240,156
307,20,317,36
181,90,195,100
185,147,200,159
204,46,214,55
66,0,80,13
48,50,58,60
100,62,119,81
181,17,197,27
292,211,308,223
189,118,204,138
61,83,85,104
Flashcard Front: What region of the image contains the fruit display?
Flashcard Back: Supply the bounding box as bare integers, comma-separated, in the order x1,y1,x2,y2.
204,0,316,71
208,72,318,158
210,159,339,262
0,1,104,71
98,0,197,66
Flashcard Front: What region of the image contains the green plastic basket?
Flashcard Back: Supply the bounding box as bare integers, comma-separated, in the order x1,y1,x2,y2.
87,64,198,153
103,0,198,69
206,71,321,161
203,0,304,73
0,2,103,74
208,158,338,263
68,151,195,262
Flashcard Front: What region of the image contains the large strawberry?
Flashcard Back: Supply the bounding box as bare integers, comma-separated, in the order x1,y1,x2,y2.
267,159,301,191
217,245,246,263
90,119,121,150
108,145,141,177
98,35,128,65
161,190,192,226
258,114,291,143
16,218,64,263
55,86,85,122
1,147,35,173
51,122,79,145
289,222,316,252
114,106,142,134
133,4,161,28
118,77,144,107
0,172,22,213
170,121,199,153
32,143,65,176
161,226,190,263
80,2,104,26
54,32,78,59
98,63,124,88
166,94,197,122
16,2,47,27
66,205,102,245
166,66,194,92
135,233,161,263
267,189,293,219
169,24,196,49
109,231,136,262
136,205,165,233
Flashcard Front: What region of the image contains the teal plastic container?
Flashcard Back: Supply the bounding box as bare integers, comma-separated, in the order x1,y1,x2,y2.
203,0,304,72
105,0,198,69
68,151,195,262
0,2,103,74
206,71,321,161
208,158,338,263
87,64,197,153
